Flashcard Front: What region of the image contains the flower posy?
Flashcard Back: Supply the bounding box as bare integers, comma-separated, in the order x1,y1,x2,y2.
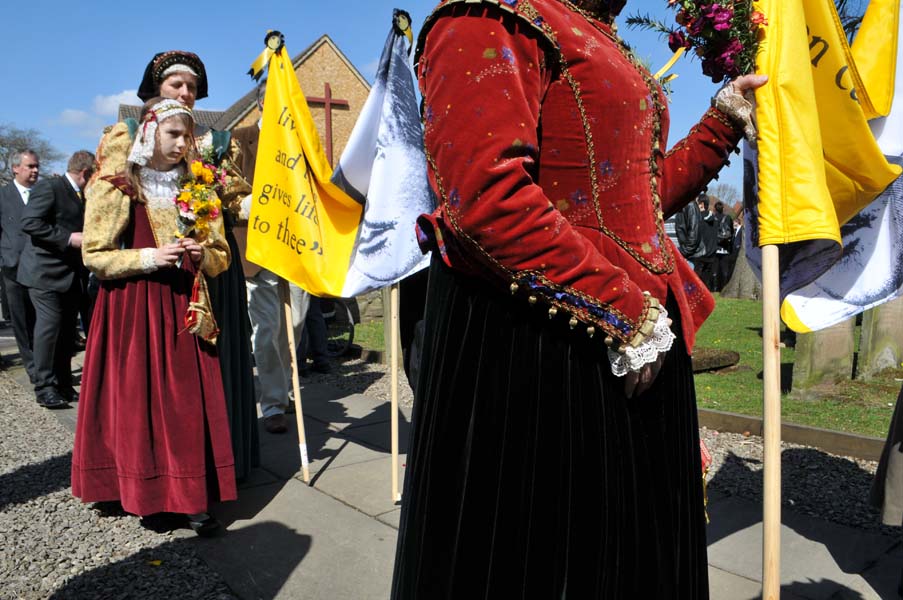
174,159,225,240
628,1,767,83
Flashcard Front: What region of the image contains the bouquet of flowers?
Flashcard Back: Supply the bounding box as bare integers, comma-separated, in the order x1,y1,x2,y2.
172,159,225,345
627,1,767,83
173,159,225,241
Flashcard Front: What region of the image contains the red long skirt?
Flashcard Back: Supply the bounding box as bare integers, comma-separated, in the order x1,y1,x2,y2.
72,203,237,516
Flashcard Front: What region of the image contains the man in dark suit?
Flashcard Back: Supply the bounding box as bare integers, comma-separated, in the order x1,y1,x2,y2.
0,150,40,380
19,150,95,408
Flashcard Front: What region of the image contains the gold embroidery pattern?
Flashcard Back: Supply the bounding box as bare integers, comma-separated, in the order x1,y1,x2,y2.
556,0,674,274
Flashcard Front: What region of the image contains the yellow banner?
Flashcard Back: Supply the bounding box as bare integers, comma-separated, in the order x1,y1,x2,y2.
851,0,899,119
246,47,362,296
753,0,901,248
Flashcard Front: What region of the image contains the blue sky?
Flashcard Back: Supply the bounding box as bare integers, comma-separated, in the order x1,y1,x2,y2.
1,0,741,191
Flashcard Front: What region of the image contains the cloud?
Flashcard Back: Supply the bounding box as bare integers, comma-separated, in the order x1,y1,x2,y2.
56,109,96,126
92,90,140,117
52,89,140,141
51,108,105,140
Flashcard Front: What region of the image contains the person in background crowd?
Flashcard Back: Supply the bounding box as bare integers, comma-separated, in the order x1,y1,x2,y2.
299,296,332,376
0,150,40,379
695,193,718,291
725,211,744,285
18,150,95,409
674,197,702,269
712,200,734,292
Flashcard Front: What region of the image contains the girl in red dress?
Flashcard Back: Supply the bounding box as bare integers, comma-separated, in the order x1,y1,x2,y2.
72,97,236,535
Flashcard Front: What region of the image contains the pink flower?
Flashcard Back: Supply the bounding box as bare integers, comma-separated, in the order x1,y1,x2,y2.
703,3,734,31
720,39,743,58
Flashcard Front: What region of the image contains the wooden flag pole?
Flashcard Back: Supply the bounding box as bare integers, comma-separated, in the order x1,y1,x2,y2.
390,283,402,502
761,243,782,599
279,278,310,483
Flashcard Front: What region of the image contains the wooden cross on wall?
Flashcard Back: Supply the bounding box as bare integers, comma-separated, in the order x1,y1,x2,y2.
306,83,349,168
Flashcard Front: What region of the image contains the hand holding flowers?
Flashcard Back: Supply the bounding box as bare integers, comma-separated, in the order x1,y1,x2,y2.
179,237,204,264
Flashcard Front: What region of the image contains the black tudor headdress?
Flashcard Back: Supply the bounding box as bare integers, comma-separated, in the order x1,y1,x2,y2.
137,51,208,102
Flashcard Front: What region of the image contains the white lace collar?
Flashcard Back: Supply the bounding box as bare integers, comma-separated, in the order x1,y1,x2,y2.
139,166,184,209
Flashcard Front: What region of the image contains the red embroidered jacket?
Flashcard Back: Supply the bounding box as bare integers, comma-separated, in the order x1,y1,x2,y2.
415,0,744,350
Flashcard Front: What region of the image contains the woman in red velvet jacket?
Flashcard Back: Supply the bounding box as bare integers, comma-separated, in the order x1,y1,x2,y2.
391,0,767,598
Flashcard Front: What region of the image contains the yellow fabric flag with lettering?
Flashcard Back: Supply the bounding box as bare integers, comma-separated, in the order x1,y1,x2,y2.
851,0,899,119
745,0,901,327
246,44,362,296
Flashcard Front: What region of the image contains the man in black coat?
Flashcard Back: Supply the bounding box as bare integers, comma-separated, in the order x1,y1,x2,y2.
694,193,719,291
0,150,40,380
19,150,95,408
674,198,702,266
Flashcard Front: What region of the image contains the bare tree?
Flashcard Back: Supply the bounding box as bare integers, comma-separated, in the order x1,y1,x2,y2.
708,183,740,213
0,123,65,185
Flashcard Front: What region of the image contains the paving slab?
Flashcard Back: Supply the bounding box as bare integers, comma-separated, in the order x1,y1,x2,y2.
708,566,766,600
377,508,401,530
260,426,391,481
707,495,896,599
311,455,406,517
194,479,397,600
338,421,411,454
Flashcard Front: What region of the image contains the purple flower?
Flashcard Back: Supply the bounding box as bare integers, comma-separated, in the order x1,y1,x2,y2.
720,39,743,58
703,3,734,30
668,30,689,52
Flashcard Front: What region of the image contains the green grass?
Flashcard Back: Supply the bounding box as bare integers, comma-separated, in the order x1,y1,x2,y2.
353,296,901,438
695,296,900,438
354,320,385,352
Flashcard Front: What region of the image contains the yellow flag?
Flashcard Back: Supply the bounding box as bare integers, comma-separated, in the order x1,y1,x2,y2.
851,0,899,118
246,46,363,296
753,0,900,250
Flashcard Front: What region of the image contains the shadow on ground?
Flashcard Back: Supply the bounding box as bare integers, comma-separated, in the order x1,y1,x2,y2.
48,521,310,599
0,452,72,512
742,579,865,600
708,448,900,598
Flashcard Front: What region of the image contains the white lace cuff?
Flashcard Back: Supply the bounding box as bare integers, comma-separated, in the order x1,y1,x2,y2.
712,83,757,143
140,248,158,273
607,307,676,377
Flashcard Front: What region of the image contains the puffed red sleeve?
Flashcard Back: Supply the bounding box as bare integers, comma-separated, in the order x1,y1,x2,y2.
419,7,656,344
660,108,744,217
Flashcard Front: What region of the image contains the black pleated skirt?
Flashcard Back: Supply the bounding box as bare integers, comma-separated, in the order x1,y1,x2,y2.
208,219,260,482
391,258,708,599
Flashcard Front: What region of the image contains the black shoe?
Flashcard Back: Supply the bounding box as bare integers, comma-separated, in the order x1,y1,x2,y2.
188,513,222,537
139,512,185,533
36,390,69,409
61,389,79,403
91,500,125,517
